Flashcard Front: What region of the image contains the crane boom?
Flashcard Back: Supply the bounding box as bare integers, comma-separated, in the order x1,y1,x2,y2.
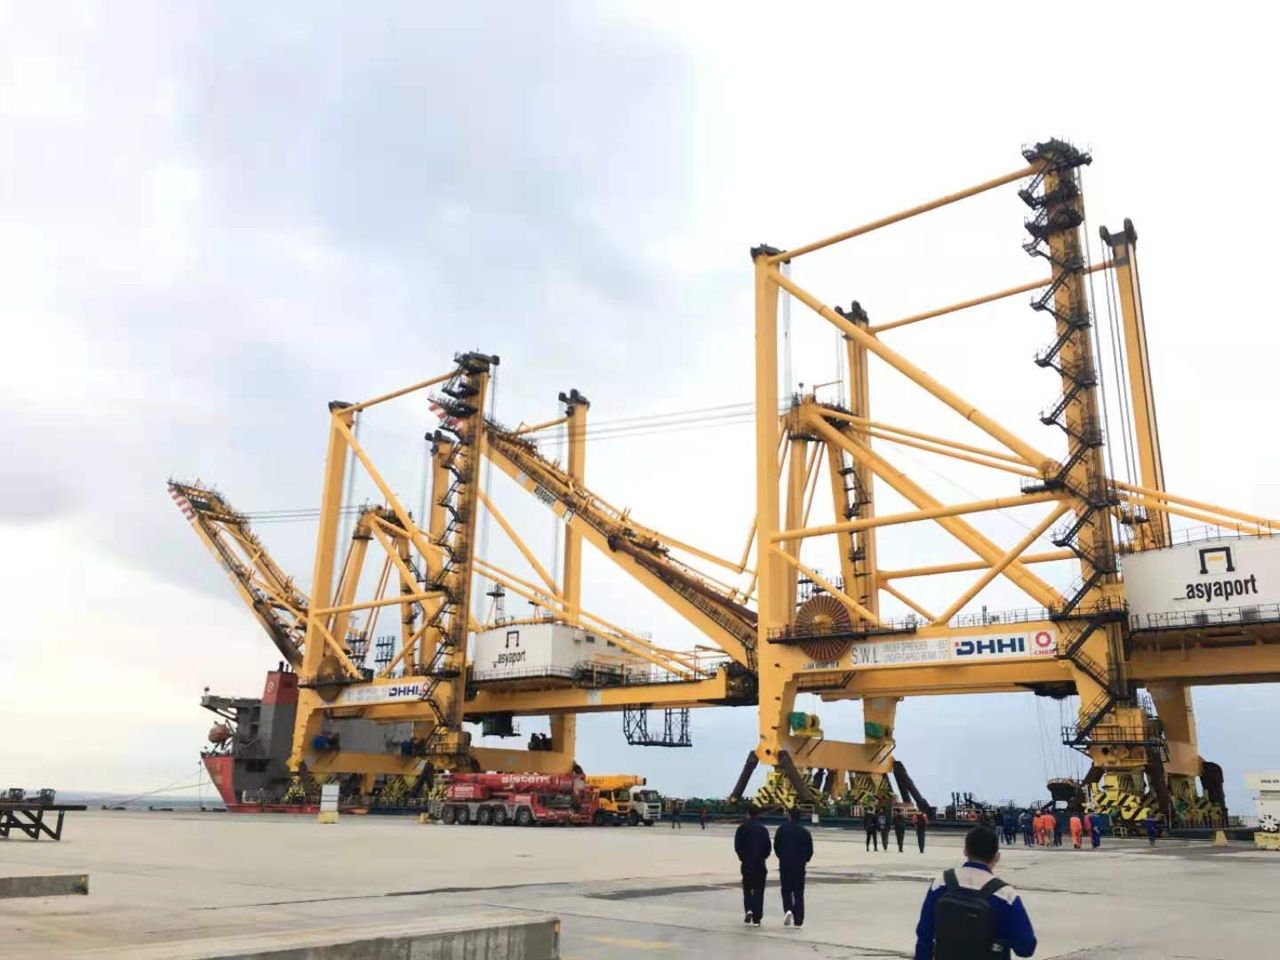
483,421,759,670
168,481,306,667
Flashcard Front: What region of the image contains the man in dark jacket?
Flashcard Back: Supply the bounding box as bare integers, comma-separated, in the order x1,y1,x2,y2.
774,808,814,927
734,804,772,925
893,810,907,852
879,808,891,851
914,811,928,852
864,809,879,851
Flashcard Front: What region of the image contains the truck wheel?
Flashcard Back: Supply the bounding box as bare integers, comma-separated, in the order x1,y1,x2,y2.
592,810,606,826
441,805,456,825
493,807,508,826
516,807,534,827
478,806,494,826
645,820,655,827
629,810,640,826
455,806,470,826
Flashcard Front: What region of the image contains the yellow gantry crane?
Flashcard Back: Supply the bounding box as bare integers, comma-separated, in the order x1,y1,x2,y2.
173,140,1280,823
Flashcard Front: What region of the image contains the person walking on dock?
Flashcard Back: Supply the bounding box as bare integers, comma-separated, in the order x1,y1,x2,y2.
699,807,707,831
1087,813,1102,849
774,807,813,928
913,825,1037,960
670,799,682,829
1143,815,1157,846
735,805,771,926
893,810,907,852
865,809,879,851
1052,813,1063,847
880,808,891,851
1020,811,1033,847
1069,813,1083,849
914,811,928,852
1002,811,1015,846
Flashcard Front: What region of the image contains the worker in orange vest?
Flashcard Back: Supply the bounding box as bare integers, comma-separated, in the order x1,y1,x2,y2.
1069,813,1083,849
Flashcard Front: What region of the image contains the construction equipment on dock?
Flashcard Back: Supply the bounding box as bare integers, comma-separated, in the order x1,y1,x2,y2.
176,140,1280,827
429,772,597,826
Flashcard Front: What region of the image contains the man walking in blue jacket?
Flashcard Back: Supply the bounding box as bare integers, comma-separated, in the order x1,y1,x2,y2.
914,825,1037,959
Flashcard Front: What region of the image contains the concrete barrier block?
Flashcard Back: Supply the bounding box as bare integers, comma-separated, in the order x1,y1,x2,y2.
0,873,89,899
73,913,559,959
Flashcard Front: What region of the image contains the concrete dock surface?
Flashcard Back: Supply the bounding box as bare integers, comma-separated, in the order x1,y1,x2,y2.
1,810,1276,958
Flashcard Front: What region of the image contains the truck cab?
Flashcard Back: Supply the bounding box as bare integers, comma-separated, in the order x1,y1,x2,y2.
584,775,662,825
628,787,662,826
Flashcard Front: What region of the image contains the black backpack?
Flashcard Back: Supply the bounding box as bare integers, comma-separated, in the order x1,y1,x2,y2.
933,868,1008,959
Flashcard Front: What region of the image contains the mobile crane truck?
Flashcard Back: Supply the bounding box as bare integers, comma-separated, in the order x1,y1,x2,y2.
430,772,599,826
585,774,663,826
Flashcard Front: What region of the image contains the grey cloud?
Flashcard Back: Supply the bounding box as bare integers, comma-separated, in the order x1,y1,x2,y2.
0,467,73,523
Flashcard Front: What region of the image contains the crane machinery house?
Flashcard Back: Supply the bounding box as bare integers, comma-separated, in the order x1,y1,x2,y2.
470,622,647,684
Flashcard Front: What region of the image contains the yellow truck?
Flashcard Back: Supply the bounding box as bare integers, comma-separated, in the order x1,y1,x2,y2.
585,775,663,826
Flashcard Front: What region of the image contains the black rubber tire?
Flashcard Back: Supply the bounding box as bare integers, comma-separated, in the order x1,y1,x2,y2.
592,810,606,826
441,805,456,825
516,807,534,827
629,810,640,826
493,807,509,826
478,806,494,826
455,806,471,826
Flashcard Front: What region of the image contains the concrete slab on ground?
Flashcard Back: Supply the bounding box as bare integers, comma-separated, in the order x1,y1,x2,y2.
1,811,1276,959
0,873,88,899
71,914,559,960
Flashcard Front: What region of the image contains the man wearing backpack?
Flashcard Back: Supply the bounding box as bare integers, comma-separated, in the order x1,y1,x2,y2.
913,825,1037,960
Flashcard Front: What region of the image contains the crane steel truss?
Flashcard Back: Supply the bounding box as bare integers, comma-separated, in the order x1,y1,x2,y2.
174,142,1280,818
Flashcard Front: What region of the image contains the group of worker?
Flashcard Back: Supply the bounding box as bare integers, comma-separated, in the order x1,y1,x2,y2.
736,810,1037,957
862,807,929,852
992,808,1104,850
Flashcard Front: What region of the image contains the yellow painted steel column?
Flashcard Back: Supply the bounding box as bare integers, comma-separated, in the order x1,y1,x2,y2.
550,714,577,768
826,444,858,591
302,404,354,680
784,435,808,608
562,392,589,622
420,438,452,668
397,530,416,667
292,403,354,773
328,514,371,656
844,305,879,616
559,389,589,765
753,248,791,766
1101,220,1169,549
1147,682,1200,778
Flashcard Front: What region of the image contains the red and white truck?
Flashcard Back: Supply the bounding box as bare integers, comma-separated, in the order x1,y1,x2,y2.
430,772,599,826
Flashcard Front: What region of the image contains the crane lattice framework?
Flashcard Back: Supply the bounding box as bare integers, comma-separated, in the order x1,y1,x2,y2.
171,140,1280,821
746,139,1280,819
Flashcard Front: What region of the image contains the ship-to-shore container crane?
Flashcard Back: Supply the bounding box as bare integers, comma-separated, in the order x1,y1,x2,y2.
174,140,1280,825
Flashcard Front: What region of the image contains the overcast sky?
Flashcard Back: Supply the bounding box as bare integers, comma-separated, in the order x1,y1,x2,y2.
3,2,1277,813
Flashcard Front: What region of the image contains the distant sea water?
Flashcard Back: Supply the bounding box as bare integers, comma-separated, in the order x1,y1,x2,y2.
56,792,224,812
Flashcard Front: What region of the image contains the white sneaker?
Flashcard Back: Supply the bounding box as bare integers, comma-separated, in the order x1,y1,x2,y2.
784,910,794,926
743,912,753,925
